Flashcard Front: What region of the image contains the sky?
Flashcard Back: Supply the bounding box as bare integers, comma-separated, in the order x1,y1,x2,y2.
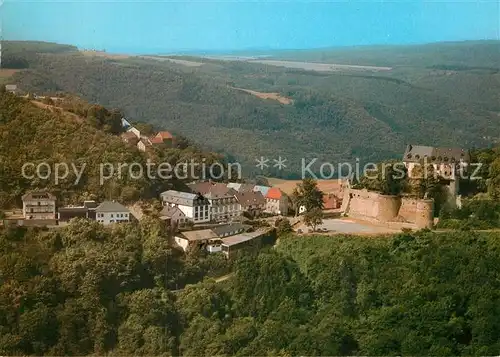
2,0,500,54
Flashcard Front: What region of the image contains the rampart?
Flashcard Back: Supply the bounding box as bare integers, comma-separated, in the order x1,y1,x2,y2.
342,188,434,229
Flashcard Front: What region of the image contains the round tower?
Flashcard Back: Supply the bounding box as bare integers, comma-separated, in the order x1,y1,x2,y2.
416,199,434,229
376,195,400,222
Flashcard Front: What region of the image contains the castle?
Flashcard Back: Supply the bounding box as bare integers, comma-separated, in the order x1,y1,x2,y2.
341,187,434,230
339,144,471,230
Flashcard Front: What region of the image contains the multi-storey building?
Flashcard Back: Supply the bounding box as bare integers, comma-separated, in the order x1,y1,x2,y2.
22,191,57,220
160,190,211,224
402,145,470,197
188,182,242,222
95,201,131,225
264,187,289,216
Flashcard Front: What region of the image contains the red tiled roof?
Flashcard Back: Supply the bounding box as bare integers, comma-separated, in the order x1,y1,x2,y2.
265,187,283,200
150,136,164,145
156,131,174,140
323,193,341,210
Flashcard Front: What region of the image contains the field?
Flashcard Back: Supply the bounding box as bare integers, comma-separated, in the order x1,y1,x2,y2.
247,59,392,72
0,69,20,85
266,178,345,195
139,56,205,67
230,87,293,104
81,50,130,60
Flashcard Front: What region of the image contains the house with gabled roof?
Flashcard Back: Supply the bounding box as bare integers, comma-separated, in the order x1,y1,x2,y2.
235,190,266,217
22,191,57,220
95,201,130,225
159,205,187,226
151,131,174,147
264,187,289,216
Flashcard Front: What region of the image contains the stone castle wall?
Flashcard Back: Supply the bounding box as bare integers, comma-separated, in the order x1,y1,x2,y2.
343,188,434,229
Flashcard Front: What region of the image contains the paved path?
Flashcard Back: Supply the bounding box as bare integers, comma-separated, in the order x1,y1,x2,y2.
296,218,399,235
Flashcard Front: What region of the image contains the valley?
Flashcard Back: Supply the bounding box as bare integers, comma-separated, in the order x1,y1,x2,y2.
3,40,500,177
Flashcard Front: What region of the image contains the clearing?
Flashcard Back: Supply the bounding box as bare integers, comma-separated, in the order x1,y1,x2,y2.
230,87,293,105
139,56,204,67
81,51,130,60
30,100,84,123
0,68,20,79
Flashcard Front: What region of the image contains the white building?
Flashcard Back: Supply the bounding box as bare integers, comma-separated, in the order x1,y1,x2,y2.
264,187,289,216
160,190,211,224
188,182,242,223
95,201,130,225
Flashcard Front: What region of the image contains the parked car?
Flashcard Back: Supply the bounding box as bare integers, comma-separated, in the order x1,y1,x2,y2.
297,229,303,234
322,227,328,232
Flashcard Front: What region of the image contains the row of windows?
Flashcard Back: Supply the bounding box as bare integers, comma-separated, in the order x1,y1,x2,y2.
194,212,210,220
213,198,236,205
96,213,129,218
97,219,128,223
212,205,240,213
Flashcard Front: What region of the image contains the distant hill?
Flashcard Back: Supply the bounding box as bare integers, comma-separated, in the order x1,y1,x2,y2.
5,40,500,177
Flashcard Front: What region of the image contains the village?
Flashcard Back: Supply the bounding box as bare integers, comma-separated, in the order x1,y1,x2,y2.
1,84,472,259
1,143,471,259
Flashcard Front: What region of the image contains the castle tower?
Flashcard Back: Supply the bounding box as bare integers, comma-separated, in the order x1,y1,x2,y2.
415,199,434,229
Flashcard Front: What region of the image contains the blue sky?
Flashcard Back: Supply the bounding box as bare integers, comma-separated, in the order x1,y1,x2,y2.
3,0,499,53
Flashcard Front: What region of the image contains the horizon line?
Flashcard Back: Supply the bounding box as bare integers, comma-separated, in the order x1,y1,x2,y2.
3,38,499,56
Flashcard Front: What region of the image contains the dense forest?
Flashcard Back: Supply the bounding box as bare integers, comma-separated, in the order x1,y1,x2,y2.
4,40,500,176
3,221,500,355
0,90,224,208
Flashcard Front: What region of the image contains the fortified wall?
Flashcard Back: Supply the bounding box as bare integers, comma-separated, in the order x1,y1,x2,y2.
341,188,434,229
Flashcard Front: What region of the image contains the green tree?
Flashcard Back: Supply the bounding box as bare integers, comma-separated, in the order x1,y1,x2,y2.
292,178,324,216
275,217,293,235
359,161,408,195
303,207,323,232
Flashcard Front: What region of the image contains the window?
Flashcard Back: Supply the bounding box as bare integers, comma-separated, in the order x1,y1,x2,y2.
111,214,114,218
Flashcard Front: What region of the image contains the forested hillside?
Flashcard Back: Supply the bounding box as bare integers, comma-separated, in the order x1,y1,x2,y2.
0,90,223,208
5,40,500,176
3,222,500,355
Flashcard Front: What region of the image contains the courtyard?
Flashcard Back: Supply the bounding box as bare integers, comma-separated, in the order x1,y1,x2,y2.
296,217,400,235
